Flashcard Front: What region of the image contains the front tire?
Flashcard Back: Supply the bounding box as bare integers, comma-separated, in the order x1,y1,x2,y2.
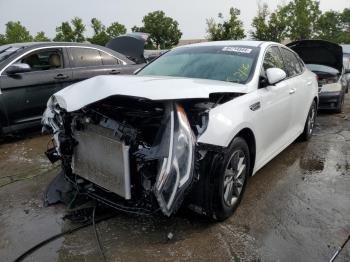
334,94,344,113
300,100,317,141
209,137,250,221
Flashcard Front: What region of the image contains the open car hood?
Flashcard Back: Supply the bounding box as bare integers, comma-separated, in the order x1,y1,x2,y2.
287,40,343,72
50,75,247,112
106,32,149,64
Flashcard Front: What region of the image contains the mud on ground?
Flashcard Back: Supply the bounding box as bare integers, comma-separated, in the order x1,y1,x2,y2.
0,97,349,262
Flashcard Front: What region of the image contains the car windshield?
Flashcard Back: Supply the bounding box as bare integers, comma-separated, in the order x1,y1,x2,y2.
0,46,22,63
306,64,339,75
138,45,259,84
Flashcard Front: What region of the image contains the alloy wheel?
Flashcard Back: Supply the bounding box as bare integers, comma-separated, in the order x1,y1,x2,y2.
223,149,247,207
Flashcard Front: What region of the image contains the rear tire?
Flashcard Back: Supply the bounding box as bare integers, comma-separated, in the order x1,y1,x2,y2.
208,137,250,221
300,100,317,141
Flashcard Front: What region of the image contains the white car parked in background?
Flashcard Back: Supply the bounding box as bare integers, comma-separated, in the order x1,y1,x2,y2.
43,41,318,221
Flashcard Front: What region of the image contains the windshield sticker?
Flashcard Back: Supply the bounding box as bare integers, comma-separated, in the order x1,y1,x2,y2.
222,47,252,53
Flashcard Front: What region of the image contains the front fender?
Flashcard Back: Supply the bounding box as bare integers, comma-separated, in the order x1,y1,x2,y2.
197,93,258,148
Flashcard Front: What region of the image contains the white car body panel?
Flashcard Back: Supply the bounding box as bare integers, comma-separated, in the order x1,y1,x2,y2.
45,40,319,177
51,75,248,112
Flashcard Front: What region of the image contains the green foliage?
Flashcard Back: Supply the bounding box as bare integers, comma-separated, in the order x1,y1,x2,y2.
315,11,342,41
2,21,33,44
106,22,127,39
132,11,182,49
0,34,7,45
54,17,86,42
88,18,126,46
33,31,50,42
206,7,246,41
284,0,321,40
314,8,350,43
250,4,288,42
338,8,350,43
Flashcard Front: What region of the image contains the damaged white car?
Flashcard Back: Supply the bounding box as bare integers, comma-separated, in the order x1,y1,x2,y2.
42,41,318,221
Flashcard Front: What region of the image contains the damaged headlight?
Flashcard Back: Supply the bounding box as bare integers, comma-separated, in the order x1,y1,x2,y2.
42,96,62,133
154,103,195,216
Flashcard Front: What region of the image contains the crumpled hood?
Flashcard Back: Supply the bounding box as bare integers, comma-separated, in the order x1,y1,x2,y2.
287,40,343,72
51,75,247,112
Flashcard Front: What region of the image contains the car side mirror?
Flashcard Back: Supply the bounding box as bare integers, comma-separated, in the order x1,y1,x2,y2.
345,68,350,74
6,63,31,75
266,68,287,85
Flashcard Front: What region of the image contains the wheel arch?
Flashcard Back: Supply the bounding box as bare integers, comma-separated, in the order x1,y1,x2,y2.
235,128,256,176
314,96,318,108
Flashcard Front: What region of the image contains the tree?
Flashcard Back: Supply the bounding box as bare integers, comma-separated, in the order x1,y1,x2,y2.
54,17,86,42
132,11,182,49
206,7,246,41
33,31,50,42
0,34,7,45
106,22,126,39
250,4,288,42
338,8,350,43
88,18,126,46
88,18,109,45
2,21,33,44
315,11,342,41
250,4,270,41
284,0,321,40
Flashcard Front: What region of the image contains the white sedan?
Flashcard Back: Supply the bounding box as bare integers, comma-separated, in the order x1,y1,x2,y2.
43,41,318,221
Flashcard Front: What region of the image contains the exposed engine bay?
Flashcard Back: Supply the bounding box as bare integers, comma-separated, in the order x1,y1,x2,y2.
42,94,239,216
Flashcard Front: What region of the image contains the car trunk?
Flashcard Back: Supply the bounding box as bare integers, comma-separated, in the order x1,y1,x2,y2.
287,40,343,90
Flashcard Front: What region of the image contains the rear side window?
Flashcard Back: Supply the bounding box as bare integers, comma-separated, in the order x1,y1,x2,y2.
281,48,303,77
70,48,102,67
263,46,284,72
99,51,120,65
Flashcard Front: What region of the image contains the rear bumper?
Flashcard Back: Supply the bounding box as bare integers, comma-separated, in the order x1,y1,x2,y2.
318,91,342,110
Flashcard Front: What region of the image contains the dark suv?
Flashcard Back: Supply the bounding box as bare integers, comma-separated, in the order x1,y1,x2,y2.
0,42,143,135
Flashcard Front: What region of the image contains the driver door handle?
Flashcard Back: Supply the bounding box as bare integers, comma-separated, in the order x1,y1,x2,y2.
109,70,121,75
54,74,69,80
289,88,296,94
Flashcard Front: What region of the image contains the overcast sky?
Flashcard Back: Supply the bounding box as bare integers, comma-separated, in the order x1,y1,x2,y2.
0,0,349,40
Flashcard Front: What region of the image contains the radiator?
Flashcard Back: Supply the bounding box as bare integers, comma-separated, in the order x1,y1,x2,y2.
72,124,131,199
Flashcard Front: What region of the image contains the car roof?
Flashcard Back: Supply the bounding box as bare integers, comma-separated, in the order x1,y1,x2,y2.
0,41,115,50
174,40,278,49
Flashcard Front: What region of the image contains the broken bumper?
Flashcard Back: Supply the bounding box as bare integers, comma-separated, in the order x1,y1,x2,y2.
318,91,342,110
43,100,197,216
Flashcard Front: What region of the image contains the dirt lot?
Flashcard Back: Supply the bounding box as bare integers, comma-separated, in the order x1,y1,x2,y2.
0,96,349,262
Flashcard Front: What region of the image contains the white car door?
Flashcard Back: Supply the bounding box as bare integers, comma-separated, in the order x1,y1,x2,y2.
254,46,294,168
280,47,311,134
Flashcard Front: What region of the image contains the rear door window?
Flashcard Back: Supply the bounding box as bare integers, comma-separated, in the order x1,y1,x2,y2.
99,51,121,65
70,48,102,67
280,48,303,77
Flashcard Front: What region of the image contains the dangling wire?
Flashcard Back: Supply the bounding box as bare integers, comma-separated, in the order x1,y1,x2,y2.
92,205,107,262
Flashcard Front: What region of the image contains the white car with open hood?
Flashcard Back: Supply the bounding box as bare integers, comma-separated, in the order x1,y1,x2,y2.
42,41,318,221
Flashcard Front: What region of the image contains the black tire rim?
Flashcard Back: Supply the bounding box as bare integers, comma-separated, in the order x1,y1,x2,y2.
223,149,247,207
